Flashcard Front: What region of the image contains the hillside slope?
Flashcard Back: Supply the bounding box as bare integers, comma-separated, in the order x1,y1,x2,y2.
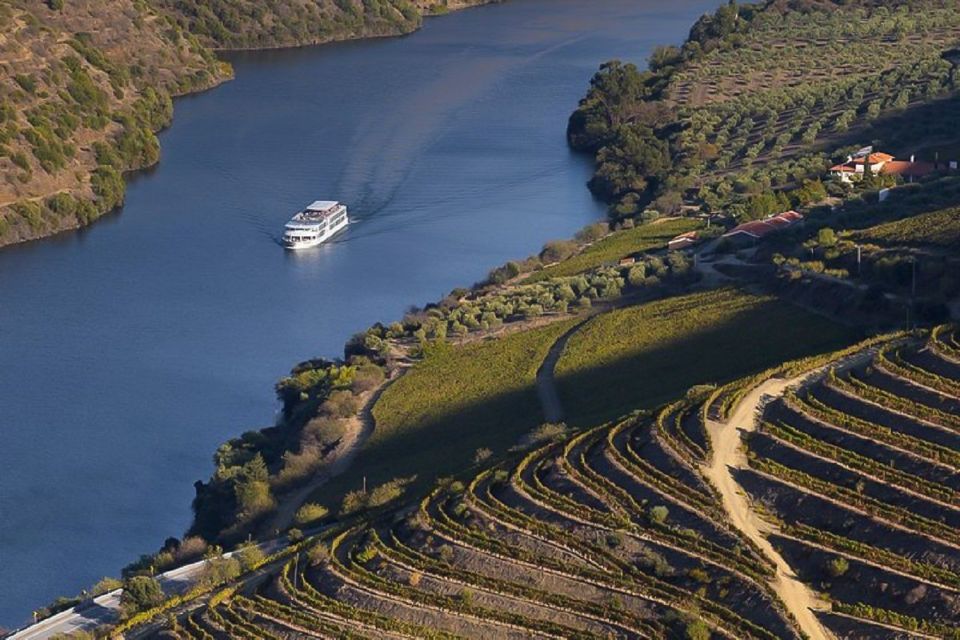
0,0,495,248
0,0,227,246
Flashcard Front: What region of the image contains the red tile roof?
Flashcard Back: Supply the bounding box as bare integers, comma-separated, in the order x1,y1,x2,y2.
830,164,857,173
724,220,777,239
880,160,937,178
776,210,803,223
723,210,803,240
854,152,894,164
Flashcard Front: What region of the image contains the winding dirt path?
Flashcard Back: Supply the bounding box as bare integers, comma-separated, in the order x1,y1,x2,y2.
265,372,400,533
535,319,590,423
703,375,835,640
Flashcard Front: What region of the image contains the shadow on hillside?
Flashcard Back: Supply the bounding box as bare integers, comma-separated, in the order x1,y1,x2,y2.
834,91,960,161
311,381,545,510
552,304,860,428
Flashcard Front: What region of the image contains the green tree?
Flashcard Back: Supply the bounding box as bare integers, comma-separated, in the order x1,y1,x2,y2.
817,227,837,247
120,576,163,614
235,544,266,572
686,619,712,640
826,556,849,578
234,454,275,521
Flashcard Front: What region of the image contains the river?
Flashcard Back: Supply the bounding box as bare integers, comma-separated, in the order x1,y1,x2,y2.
0,0,719,626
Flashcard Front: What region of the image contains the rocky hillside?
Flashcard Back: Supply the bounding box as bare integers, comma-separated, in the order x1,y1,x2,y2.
0,0,495,248
0,0,227,246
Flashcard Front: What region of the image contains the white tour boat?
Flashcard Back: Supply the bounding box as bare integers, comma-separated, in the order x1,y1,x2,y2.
282,200,349,250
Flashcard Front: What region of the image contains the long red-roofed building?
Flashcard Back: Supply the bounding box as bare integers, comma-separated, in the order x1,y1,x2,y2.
723,210,804,243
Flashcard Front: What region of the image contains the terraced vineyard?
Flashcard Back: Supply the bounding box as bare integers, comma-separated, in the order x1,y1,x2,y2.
130,327,960,640
746,325,960,639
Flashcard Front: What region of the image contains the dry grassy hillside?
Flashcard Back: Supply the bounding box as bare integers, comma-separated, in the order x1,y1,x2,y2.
0,0,226,246
0,0,495,248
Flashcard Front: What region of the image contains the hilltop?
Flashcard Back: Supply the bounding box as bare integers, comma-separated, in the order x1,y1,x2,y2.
0,0,494,248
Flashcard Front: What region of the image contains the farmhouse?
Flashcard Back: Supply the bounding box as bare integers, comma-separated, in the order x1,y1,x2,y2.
829,150,895,183
723,210,803,245
829,147,942,184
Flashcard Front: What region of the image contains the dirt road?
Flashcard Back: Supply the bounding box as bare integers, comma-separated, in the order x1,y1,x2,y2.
703,375,835,640
266,374,397,533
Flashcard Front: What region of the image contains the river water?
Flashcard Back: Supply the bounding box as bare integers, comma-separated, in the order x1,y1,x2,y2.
0,0,719,626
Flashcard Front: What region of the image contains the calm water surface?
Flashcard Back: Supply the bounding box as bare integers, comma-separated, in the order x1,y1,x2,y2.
0,0,719,625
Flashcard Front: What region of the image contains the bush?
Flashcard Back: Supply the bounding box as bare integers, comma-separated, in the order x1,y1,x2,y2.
90,577,122,596
539,239,579,264
685,620,711,640
369,476,414,508
351,362,385,393
574,221,609,244
235,544,265,572
488,260,522,285
199,555,241,587
322,390,360,418
294,502,330,526
523,422,569,447
91,165,125,212
307,542,330,566
826,556,849,578
120,576,163,615
649,505,669,524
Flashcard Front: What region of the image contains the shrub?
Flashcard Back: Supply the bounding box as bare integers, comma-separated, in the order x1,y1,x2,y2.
91,165,125,211
352,362,385,393
685,620,711,640
523,422,569,447
199,555,241,587
341,489,368,515
15,74,37,94
235,544,265,572
294,502,330,526
575,221,609,244
649,505,669,524
120,576,163,615
826,556,849,578
10,151,30,171
175,536,208,563
90,577,122,596
488,260,522,285
627,264,647,286
302,415,347,447
307,542,330,566
322,390,360,418
369,476,414,508
539,239,579,264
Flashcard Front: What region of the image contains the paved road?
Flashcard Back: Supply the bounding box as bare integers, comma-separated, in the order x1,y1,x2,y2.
7,539,288,640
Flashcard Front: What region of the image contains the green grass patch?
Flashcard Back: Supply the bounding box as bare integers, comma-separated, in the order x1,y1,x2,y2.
854,205,960,248
522,218,701,283
555,288,859,427
310,317,582,511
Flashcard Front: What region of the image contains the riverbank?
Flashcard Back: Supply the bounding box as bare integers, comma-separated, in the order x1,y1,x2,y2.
3,0,688,626
0,0,497,249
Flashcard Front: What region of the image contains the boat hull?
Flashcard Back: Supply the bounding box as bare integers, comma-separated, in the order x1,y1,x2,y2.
283,212,349,250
